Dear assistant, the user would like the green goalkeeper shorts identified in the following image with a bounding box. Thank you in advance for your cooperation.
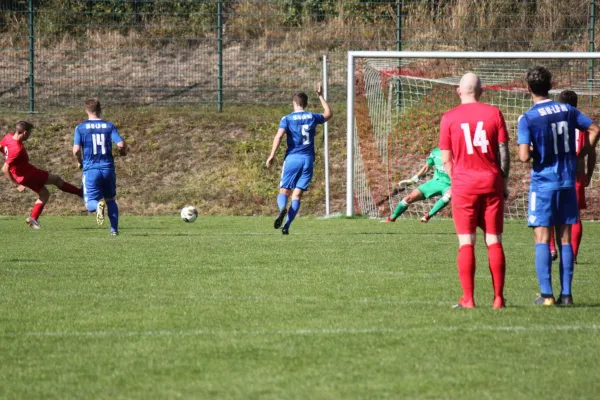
[417,179,451,199]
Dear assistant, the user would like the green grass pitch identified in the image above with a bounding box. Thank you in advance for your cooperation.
[1,216,600,399]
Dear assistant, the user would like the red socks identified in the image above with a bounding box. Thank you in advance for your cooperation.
[571,220,582,261]
[30,202,45,220]
[457,244,476,303]
[549,229,556,254]
[60,182,82,197]
[487,243,506,299]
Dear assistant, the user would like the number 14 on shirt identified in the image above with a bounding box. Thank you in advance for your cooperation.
[461,121,489,154]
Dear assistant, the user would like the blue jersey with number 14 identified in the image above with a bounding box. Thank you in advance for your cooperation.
[280,111,325,157]
[74,119,123,171]
[517,100,593,191]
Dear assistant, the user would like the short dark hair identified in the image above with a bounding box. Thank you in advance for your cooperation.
[525,66,552,96]
[15,121,34,133]
[293,92,308,108]
[557,90,578,108]
[85,98,102,115]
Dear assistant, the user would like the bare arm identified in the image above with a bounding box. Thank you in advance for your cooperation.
[518,144,531,163]
[441,149,453,177]
[316,83,332,121]
[116,140,127,156]
[415,163,430,179]
[2,162,23,191]
[266,128,285,168]
[586,146,597,187]
[587,122,600,148]
[499,142,510,178]
[73,144,83,169]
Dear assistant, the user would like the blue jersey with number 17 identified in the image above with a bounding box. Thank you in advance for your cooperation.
[74,119,123,171]
[280,111,325,157]
[517,99,593,191]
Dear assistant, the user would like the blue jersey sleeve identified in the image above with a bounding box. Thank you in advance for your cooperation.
[517,115,531,145]
[73,127,82,146]
[574,108,594,131]
[313,113,325,124]
[279,116,288,130]
[111,126,124,144]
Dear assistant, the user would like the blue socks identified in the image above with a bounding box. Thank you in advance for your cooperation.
[559,244,574,295]
[535,243,553,296]
[106,199,119,232]
[284,199,301,228]
[277,194,288,211]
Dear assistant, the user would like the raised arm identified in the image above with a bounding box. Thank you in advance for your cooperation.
[266,128,285,168]
[316,83,332,121]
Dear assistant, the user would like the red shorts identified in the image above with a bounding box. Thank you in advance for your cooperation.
[576,182,586,210]
[452,191,504,235]
[13,165,49,194]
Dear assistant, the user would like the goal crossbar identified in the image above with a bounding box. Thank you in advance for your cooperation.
[346,51,600,217]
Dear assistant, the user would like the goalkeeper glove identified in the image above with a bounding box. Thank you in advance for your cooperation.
[398,175,419,186]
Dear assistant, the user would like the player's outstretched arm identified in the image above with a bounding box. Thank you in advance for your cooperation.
[266,128,285,168]
[316,82,332,122]
[399,163,429,186]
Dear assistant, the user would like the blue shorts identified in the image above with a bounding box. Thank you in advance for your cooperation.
[527,187,578,227]
[280,155,314,191]
[83,168,117,208]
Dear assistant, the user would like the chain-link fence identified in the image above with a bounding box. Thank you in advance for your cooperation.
[0,0,597,112]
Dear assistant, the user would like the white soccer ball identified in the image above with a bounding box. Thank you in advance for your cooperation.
[180,205,198,223]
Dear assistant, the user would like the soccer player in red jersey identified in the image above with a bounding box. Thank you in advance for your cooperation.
[439,73,510,309]
[1,121,83,229]
[548,90,595,264]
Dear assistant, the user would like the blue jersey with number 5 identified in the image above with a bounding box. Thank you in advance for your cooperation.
[280,111,325,157]
[517,100,593,190]
[74,120,123,171]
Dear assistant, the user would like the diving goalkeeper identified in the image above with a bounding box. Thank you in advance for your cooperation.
[383,147,451,223]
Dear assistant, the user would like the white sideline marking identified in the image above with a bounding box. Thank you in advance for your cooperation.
[4,325,600,338]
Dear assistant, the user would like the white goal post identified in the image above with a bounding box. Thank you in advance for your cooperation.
[346,51,600,218]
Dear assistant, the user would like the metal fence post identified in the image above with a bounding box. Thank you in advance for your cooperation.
[590,0,596,108]
[28,0,35,114]
[217,0,223,112]
[323,55,330,217]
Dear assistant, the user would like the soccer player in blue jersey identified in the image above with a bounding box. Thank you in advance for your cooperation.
[266,83,332,234]
[73,99,127,236]
[518,67,600,306]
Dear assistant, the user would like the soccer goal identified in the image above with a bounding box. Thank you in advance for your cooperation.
[346,51,600,220]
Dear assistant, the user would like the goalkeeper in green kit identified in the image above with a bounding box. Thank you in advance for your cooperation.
[383,147,451,223]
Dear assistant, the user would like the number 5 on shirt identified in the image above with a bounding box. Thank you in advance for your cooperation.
[461,121,489,154]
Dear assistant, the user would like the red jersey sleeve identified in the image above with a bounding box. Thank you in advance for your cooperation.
[497,110,509,144]
[439,114,452,150]
[3,138,21,166]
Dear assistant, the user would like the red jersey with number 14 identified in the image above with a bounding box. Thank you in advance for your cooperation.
[439,102,509,195]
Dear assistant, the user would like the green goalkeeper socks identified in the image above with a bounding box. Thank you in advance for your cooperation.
[391,200,409,219]
[428,196,450,218]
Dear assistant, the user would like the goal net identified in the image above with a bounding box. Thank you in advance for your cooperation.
[347,52,600,220]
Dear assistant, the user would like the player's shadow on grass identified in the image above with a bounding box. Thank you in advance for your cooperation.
[7,259,41,263]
